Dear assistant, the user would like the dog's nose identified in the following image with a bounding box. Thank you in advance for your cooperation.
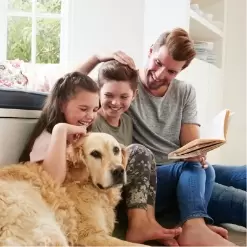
[112,167,124,178]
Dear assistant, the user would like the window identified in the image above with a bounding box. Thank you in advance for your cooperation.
[5,0,68,64]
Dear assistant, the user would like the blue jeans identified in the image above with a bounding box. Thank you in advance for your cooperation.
[208,165,246,227]
[156,163,246,227]
[213,165,246,191]
[156,161,215,224]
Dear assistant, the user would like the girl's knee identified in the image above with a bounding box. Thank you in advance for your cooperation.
[126,144,156,173]
[127,144,155,163]
[127,143,153,157]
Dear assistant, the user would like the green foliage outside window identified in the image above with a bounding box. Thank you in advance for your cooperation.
[7,0,61,63]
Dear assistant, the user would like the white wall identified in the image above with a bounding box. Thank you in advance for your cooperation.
[67,0,191,68]
[220,0,246,165]
[143,0,190,62]
[67,0,144,68]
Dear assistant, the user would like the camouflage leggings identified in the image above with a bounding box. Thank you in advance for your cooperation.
[122,143,157,210]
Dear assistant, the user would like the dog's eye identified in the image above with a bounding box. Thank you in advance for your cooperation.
[113,146,120,155]
[90,150,102,159]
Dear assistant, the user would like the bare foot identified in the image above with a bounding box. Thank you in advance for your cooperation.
[148,218,181,246]
[208,224,229,239]
[158,238,179,246]
[126,217,181,244]
[178,219,237,246]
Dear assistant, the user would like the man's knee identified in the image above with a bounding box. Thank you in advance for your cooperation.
[184,161,215,181]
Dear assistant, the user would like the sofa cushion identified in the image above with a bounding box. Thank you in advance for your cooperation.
[0,88,47,166]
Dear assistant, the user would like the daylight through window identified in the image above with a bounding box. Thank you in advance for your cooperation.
[7,0,64,64]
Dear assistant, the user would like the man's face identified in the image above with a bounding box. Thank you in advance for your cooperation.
[144,45,186,93]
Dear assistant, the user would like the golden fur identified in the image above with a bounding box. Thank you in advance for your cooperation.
[0,132,147,246]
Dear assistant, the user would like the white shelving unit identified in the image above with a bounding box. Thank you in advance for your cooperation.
[185,0,226,163]
[189,0,226,68]
[190,9,223,41]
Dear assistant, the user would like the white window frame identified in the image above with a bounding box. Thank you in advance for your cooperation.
[0,0,69,64]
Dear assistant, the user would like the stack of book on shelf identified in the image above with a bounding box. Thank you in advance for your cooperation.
[194,41,216,65]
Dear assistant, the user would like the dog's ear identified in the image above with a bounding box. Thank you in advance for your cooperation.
[120,144,129,169]
[66,140,89,184]
[66,135,87,167]
[74,133,89,148]
[66,145,84,168]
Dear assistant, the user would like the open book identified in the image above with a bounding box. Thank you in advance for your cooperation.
[168,109,234,160]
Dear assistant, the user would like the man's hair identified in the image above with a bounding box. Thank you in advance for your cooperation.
[98,60,138,91]
[152,27,196,69]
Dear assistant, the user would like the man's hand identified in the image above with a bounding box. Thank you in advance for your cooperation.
[185,154,208,168]
[77,51,136,75]
[96,50,136,70]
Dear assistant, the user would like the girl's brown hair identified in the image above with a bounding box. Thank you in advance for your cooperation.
[19,71,99,162]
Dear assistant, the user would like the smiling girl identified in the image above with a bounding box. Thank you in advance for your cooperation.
[19,72,100,184]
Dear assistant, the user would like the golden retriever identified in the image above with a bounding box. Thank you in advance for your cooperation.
[0,132,147,246]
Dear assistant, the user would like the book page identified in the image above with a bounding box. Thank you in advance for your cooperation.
[174,140,224,156]
[200,109,231,140]
[172,138,219,154]
[168,109,233,160]
[168,142,225,159]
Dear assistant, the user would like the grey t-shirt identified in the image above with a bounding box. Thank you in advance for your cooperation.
[127,78,199,164]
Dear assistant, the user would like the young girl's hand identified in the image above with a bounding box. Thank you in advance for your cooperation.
[66,124,87,136]
[53,123,87,142]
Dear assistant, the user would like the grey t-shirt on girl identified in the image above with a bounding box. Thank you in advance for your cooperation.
[127,78,199,164]
[91,113,133,146]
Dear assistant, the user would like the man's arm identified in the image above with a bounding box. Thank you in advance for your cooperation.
[180,84,200,146]
[179,85,208,167]
[180,123,207,167]
[180,123,200,146]
[76,55,101,75]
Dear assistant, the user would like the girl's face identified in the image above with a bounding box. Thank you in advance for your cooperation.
[62,90,99,127]
[100,81,136,119]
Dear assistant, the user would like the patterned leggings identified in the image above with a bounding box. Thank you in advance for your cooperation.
[122,143,157,210]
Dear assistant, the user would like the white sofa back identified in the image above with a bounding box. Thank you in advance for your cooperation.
[0,88,46,166]
[0,108,41,166]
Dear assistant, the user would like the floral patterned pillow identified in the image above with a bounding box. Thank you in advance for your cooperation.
[0,59,28,90]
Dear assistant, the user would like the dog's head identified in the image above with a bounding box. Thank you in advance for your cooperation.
[66,132,128,189]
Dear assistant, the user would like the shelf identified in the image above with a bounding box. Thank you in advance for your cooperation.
[191,0,223,7]
[189,9,223,41]
[177,58,221,82]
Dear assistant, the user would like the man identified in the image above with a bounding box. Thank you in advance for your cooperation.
[77,28,246,246]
